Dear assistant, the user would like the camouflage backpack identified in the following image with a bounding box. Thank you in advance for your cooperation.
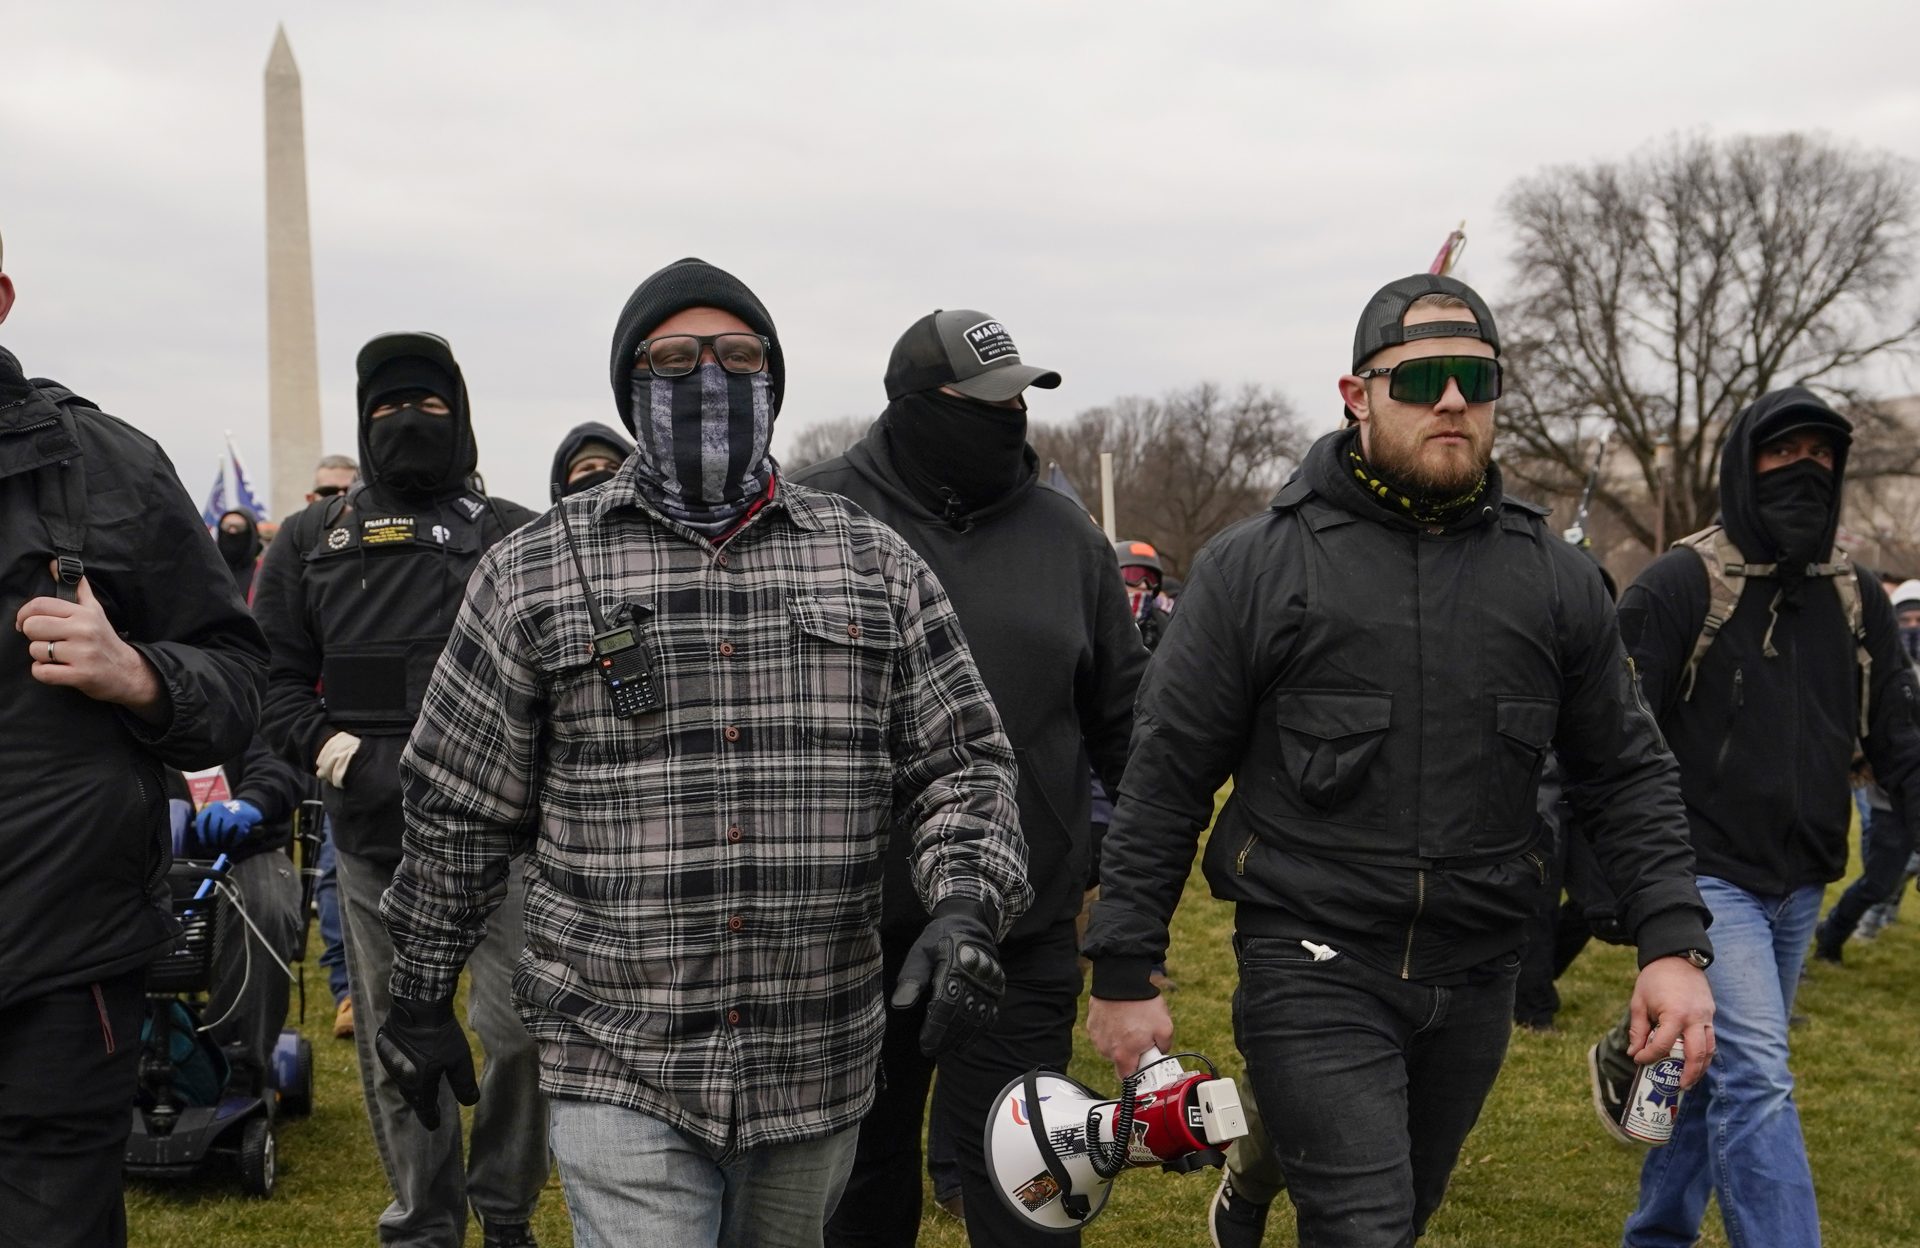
[1674,525,1871,738]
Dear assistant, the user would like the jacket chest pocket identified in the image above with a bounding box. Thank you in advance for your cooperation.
[787,594,901,747]
[1481,696,1558,844]
[1273,689,1392,829]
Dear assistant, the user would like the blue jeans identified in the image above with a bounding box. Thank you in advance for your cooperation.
[314,816,349,1004]
[549,1098,857,1248]
[1233,935,1517,1247]
[1624,876,1824,1248]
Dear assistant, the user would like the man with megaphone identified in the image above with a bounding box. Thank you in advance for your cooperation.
[1083,274,1717,1248]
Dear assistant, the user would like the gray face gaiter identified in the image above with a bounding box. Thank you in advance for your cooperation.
[627,363,775,537]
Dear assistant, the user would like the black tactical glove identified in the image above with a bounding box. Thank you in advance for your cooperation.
[891,899,1006,1058]
[374,996,479,1130]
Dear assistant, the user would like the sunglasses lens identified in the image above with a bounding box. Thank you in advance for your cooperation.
[1387,357,1501,405]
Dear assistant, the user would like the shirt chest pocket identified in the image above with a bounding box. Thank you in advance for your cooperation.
[787,593,902,747]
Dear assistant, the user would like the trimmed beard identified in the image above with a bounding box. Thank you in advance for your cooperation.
[1364,405,1493,497]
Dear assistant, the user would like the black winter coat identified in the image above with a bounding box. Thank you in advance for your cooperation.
[0,347,268,1009]
[792,421,1147,940]
[1618,389,1920,895]
[1085,430,1709,995]
[254,402,534,863]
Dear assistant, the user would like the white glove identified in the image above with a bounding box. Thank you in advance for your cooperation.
[316,731,362,788]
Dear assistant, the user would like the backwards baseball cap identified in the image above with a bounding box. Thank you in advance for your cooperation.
[1351,273,1501,373]
[885,309,1062,403]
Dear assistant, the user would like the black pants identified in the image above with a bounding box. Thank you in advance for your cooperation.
[826,918,1082,1248]
[1233,936,1516,1248]
[1825,803,1918,941]
[0,970,146,1248]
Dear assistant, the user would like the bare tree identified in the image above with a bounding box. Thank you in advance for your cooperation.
[779,415,872,471]
[1030,383,1307,575]
[1498,133,1920,551]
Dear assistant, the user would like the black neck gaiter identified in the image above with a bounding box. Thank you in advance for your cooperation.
[885,390,1028,519]
[1754,458,1835,570]
[369,407,460,497]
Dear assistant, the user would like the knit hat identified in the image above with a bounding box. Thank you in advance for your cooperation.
[608,257,784,433]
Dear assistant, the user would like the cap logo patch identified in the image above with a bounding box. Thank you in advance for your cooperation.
[963,320,1019,367]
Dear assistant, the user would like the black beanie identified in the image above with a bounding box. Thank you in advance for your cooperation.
[608,257,784,434]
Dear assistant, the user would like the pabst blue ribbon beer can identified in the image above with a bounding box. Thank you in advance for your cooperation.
[1621,1037,1686,1145]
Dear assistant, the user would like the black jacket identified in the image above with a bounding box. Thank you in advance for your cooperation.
[0,347,268,1009]
[1084,429,1710,995]
[792,420,1147,940]
[1618,389,1920,894]
[254,392,534,863]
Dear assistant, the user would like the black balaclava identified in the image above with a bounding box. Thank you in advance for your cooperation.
[1719,388,1852,575]
[354,334,479,502]
[550,421,635,500]
[216,511,261,586]
[606,260,784,539]
[884,389,1030,518]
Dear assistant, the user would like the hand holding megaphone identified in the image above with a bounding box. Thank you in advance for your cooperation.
[1086,993,1175,1081]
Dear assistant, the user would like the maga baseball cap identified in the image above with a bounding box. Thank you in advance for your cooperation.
[1351,273,1500,373]
[884,309,1062,402]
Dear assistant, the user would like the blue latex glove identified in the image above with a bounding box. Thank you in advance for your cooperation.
[196,799,264,850]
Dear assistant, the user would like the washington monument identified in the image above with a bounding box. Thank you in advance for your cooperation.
[264,25,321,520]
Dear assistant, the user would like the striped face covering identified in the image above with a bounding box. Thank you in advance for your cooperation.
[628,363,775,537]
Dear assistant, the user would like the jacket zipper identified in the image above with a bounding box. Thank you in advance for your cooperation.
[1235,833,1256,875]
[1732,668,1744,708]
[1400,870,1426,979]
[1524,850,1546,886]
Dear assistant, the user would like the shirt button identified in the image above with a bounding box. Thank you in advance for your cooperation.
[723,725,741,743]
[727,1009,741,1026]
[727,915,744,932]
[716,553,731,568]
[727,825,743,843]
[718,641,735,657]
[846,623,862,639]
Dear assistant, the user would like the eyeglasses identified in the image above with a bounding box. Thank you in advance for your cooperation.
[633,334,770,378]
[1356,355,1502,406]
[311,484,348,498]
[1120,566,1159,588]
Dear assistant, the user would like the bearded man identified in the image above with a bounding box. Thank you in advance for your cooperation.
[1082,274,1716,1248]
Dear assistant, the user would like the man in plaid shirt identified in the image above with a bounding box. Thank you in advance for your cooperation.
[375,259,1031,1248]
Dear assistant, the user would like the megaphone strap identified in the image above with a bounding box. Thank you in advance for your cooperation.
[1023,1068,1092,1222]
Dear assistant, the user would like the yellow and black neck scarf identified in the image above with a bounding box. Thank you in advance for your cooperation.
[1348,445,1487,527]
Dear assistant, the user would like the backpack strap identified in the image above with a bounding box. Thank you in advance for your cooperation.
[29,406,89,604]
[1674,525,1759,701]
[1811,552,1872,740]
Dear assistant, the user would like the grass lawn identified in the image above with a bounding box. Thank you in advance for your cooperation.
[129,829,1919,1247]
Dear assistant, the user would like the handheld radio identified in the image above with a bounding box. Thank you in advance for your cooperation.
[553,491,660,718]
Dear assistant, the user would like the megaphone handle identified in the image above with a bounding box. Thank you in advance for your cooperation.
[1132,1046,1177,1091]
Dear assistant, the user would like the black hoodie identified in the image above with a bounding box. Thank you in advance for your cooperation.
[549,420,634,500]
[792,420,1148,940]
[253,344,535,861]
[1618,389,1920,894]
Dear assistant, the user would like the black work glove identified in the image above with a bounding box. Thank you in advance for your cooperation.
[374,996,479,1130]
[891,899,1006,1058]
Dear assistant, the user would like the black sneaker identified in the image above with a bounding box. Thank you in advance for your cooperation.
[1587,1037,1640,1146]
[1209,1173,1270,1248]
[481,1222,537,1248]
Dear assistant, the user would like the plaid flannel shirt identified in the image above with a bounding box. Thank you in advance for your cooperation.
[384,469,1029,1154]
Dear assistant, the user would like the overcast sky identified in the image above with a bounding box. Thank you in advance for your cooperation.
[5,1,1919,514]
